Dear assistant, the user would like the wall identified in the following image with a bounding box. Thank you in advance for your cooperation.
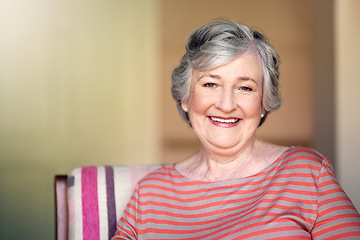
[335,0,360,211]
[0,0,161,239]
[314,0,336,165]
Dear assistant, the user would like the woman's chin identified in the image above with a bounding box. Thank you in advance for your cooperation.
[204,138,241,152]
[200,132,255,155]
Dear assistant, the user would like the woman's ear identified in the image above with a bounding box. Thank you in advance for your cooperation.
[260,105,266,117]
[181,101,188,112]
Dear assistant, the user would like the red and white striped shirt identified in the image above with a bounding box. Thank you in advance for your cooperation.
[113,147,360,239]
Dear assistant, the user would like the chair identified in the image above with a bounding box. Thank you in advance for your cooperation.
[54,165,161,240]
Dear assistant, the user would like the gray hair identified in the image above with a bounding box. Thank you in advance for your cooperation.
[171,19,281,126]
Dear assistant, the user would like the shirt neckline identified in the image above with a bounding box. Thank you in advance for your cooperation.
[170,146,294,183]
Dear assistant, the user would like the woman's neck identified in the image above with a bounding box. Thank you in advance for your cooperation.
[175,139,288,182]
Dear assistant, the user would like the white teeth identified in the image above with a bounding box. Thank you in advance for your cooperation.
[210,117,239,123]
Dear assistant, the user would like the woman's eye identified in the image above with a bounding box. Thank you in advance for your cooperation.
[239,86,253,92]
[203,83,217,88]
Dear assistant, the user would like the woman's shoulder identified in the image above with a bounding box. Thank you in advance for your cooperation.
[283,146,325,159]
[279,146,329,170]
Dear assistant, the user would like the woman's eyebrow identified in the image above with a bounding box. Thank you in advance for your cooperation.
[198,73,257,84]
[237,76,257,84]
[198,73,221,80]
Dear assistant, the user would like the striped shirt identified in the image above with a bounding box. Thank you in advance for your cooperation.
[113,147,360,239]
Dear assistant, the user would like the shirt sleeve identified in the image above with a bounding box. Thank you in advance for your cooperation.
[311,157,360,239]
[112,185,140,240]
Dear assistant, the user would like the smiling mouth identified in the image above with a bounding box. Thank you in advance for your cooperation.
[210,117,240,124]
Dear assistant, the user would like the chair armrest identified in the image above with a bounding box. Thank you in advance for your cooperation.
[55,175,68,240]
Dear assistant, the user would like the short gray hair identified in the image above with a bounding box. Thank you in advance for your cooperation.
[171,19,281,126]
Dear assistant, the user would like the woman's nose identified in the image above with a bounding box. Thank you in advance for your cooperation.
[215,88,237,113]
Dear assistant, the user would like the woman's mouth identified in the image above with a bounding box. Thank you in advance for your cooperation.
[209,116,241,127]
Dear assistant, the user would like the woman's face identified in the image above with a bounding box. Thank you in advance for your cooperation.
[182,52,265,156]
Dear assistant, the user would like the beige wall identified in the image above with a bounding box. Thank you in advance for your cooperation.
[0,0,161,238]
[335,0,360,211]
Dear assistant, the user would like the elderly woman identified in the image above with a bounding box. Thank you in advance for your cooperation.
[113,19,360,239]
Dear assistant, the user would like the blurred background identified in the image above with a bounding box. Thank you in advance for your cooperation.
[0,0,359,239]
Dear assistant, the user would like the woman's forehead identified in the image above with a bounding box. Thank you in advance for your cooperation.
[193,53,263,82]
